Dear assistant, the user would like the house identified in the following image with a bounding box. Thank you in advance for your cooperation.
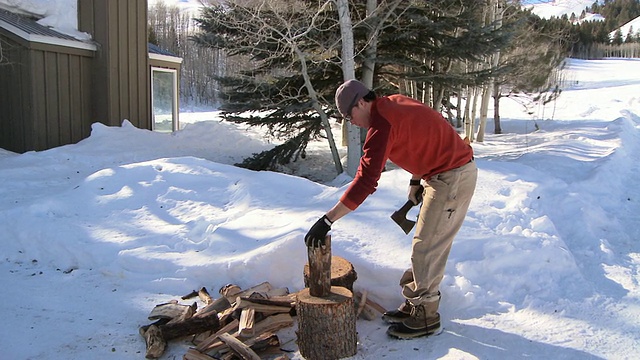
[0,0,182,153]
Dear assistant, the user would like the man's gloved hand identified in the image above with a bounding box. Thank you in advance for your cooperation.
[304,215,332,247]
[408,185,424,205]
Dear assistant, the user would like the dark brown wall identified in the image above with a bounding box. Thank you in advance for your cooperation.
[78,0,149,130]
[0,32,94,152]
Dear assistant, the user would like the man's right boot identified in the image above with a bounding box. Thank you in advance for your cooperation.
[386,298,442,339]
[382,300,413,324]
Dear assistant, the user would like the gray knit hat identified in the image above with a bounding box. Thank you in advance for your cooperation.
[335,79,370,118]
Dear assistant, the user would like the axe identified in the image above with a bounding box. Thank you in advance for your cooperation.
[390,185,424,234]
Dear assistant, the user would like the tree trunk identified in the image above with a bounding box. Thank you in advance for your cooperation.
[336,0,360,177]
[293,46,343,174]
[476,83,490,142]
[493,83,502,134]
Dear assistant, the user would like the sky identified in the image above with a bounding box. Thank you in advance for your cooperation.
[1,1,640,360]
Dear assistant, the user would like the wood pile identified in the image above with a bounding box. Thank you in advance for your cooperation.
[139,280,385,359]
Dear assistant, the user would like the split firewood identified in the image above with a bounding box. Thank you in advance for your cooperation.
[354,290,386,314]
[265,287,290,298]
[183,348,217,360]
[251,313,294,336]
[139,307,221,358]
[238,308,255,337]
[237,295,295,309]
[168,302,198,324]
[140,325,166,359]
[148,301,194,321]
[219,283,242,301]
[196,319,240,352]
[233,297,293,314]
[243,332,280,353]
[195,296,232,319]
[182,290,199,300]
[198,287,213,305]
[160,308,219,340]
[218,333,261,360]
[221,282,274,301]
[354,291,377,320]
[356,290,368,317]
[197,313,293,354]
[204,331,282,359]
[191,330,214,346]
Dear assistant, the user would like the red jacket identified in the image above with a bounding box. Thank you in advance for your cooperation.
[340,94,473,210]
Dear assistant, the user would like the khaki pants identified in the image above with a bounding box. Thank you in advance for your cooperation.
[400,160,477,308]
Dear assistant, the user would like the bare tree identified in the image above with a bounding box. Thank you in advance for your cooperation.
[336,0,358,176]
[192,0,344,174]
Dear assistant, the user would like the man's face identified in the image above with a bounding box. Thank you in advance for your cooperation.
[346,99,370,128]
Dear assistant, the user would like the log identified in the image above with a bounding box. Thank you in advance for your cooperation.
[195,296,231,318]
[306,235,332,297]
[158,309,220,340]
[184,348,217,360]
[140,325,166,359]
[238,308,256,337]
[304,255,358,292]
[296,286,357,360]
[198,314,292,355]
[148,302,194,321]
[139,306,221,359]
[233,297,292,314]
[198,287,213,305]
[354,290,386,314]
[196,319,240,352]
[218,333,261,360]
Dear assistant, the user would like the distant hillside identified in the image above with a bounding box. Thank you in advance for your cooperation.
[527,0,600,19]
[610,15,640,40]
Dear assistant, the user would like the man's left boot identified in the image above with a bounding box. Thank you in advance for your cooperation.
[386,298,442,339]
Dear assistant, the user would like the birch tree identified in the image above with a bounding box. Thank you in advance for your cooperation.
[335,0,359,176]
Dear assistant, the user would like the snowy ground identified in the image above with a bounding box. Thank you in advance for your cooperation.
[1,58,639,360]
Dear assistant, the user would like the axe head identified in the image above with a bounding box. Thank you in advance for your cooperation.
[391,208,416,234]
[391,185,423,234]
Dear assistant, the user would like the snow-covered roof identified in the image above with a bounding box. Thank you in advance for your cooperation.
[0,8,95,51]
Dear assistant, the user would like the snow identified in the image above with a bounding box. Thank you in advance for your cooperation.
[527,0,598,19]
[2,1,640,359]
[0,0,90,40]
[2,56,640,359]
[610,16,640,40]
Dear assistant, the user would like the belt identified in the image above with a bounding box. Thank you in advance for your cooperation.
[467,156,474,164]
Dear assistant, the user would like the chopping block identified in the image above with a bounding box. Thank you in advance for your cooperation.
[296,235,357,360]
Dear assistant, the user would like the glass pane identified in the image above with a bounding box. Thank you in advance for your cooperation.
[152,70,175,132]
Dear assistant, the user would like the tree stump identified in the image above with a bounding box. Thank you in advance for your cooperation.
[303,255,358,292]
[296,286,357,360]
[297,235,357,359]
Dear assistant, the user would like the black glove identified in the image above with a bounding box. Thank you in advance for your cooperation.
[304,215,332,247]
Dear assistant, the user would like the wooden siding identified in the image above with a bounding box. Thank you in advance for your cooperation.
[78,0,149,130]
[0,37,30,152]
[0,32,94,152]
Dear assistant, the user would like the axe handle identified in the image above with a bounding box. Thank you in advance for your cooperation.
[395,185,424,217]
[396,199,416,217]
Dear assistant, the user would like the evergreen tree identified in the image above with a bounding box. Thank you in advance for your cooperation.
[191,1,344,172]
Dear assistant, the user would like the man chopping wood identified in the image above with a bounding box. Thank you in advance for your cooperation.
[304,79,477,339]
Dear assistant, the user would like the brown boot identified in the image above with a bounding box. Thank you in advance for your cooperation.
[386,299,442,339]
[382,300,413,324]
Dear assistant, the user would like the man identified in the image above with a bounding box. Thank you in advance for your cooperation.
[304,79,477,339]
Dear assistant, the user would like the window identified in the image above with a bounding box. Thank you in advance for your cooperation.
[151,67,179,132]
